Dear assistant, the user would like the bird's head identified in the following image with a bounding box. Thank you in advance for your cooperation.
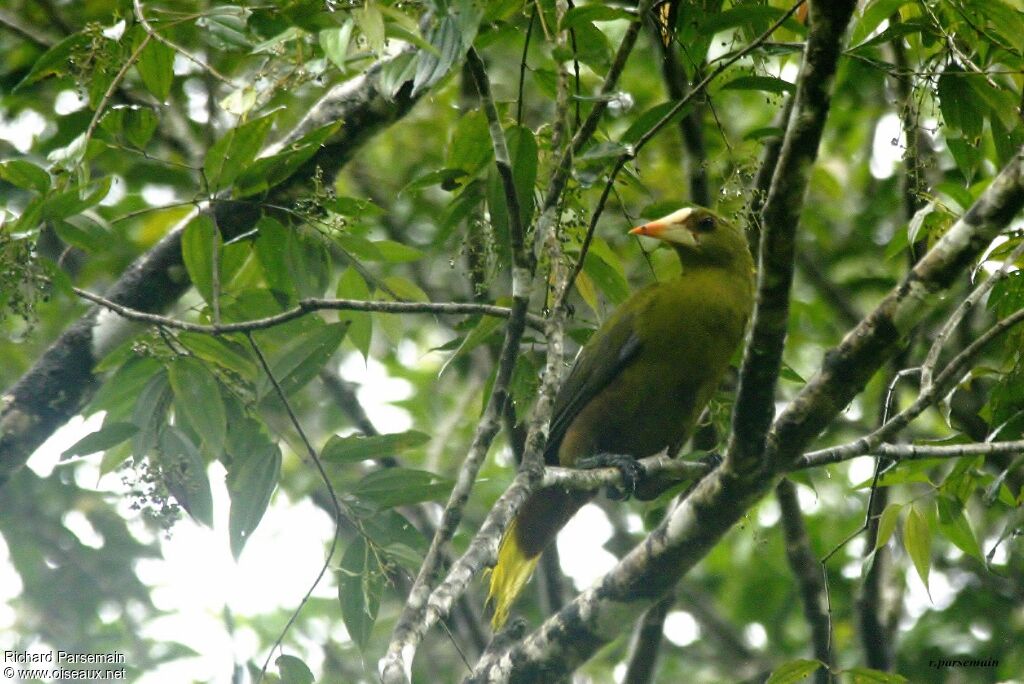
[629,206,751,271]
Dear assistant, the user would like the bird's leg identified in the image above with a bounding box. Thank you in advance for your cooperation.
[575,453,645,500]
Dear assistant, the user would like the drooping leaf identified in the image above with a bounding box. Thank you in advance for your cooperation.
[135,32,175,101]
[257,321,349,399]
[902,505,932,597]
[227,438,281,559]
[61,422,138,460]
[276,655,314,684]
[935,496,983,562]
[765,659,823,684]
[168,357,227,456]
[321,430,430,464]
[351,468,453,509]
[336,268,373,359]
[0,160,51,192]
[204,112,277,191]
[181,214,221,305]
[158,426,214,527]
[337,536,384,651]
[874,502,903,552]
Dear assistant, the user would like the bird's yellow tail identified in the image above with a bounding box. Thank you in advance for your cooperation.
[486,516,540,630]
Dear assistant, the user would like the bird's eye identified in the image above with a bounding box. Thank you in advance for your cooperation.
[696,216,716,233]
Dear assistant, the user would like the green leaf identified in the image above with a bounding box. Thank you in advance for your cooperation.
[439,314,503,376]
[132,371,172,457]
[178,332,257,379]
[135,34,175,101]
[204,112,276,191]
[583,248,629,306]
[721,75,795,94]
[412,2,481,95]
[285,229,331,298]
[382,275,428,302]
[41,178,112,221]
[874,502,903,552]
[276,655,314,684]
[158,426,214,527]
[337,536,384,651]
[336,268,372,359]
[257,321,349,399]
[254,217,298,302]
[844,667,909,683]
[357,1,385,55]
[123,106,160,149]
[234,123,339,197]
[321,430,430,463]
[448,110,493,175]
[362,510,427,555]
[902,505,931,597]
[181,215,221,305]
[88,356,163,419]
[938,69,984,141]
[976,0,1024,53]
[0,160,51,192]
[379,50,418,99]
[621,100,693,147]
[935,496,983,562]
[321,21,355,71]
[851,0,913,46]
[351,468,453,509]
[946,135,981,182]
[561,5,633,29]
[765,658,822,684]
[16,32,91,90]
[564,20,610,74]
[168,357,227,455]
[61,422,138,460]
[228,438,281,559]
[506,125,538,230]
[325,196,385,217]
[373,239,425,263]
[779,361,806,385]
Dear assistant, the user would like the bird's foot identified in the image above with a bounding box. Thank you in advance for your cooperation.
[576,453,644,500]
[699,452,723,470]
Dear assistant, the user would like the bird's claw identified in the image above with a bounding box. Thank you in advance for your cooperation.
[577,453,645,500]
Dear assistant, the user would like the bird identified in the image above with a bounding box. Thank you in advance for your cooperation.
[486,206,756,629]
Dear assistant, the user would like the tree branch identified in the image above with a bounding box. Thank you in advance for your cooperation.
[770,144,1024,468]
[727,0,858,475]
[623,594,672,684]
[380,46,537,684]
[776,479,833,683]
[72,287,545,334]
[793,305,1024,469]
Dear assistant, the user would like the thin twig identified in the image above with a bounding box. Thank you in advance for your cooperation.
[920,239,1024,393]
[796,306,1024,469]
[133,0,238,87]
[777,479,833,683]
[83,34,151,148]
[73,287,545,332]
[248,333,348,682]
[516,8,536,126]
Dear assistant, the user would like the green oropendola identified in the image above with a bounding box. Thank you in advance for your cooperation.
[486,206,755,629]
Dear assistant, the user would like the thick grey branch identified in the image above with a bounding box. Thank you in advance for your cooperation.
[771,146,1024,466]
[727,0,858,475]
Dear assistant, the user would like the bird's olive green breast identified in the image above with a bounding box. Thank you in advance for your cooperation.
[556,266,752,466]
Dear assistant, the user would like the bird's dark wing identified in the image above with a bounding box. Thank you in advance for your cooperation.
[545,300,645,464]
